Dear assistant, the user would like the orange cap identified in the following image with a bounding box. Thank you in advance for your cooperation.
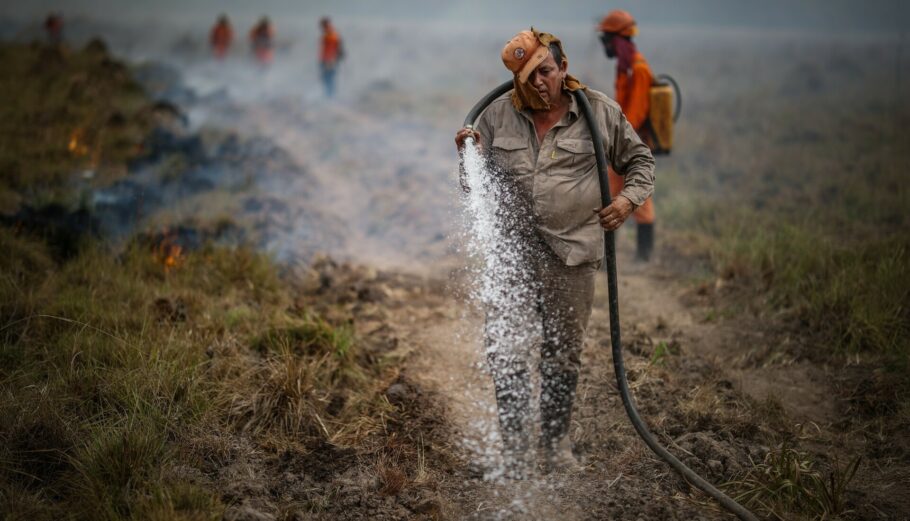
[599,10,638,37]
[501,30,550,84]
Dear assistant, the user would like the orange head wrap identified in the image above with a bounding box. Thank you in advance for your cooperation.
[501,28,585,111]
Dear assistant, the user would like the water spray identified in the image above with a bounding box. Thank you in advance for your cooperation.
[462,80,759,521]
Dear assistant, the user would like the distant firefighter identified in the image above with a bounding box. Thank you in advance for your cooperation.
[210,14,233,59]
[249,17,274,66]
[44,13,63,45]
[319,17,344,97]
[599,10,656,261]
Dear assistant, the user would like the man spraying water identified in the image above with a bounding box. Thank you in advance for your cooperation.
[455,29,655,479]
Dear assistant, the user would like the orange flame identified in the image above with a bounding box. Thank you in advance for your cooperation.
[153,230,184,273]
[163,243,182,271]
[68,128,90,157]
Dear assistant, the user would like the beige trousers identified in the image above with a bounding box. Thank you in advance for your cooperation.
[486,237,599,457]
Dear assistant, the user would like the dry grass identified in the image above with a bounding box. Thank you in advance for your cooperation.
[729,446,861,521]
[0,40,439,519]
[654,45,909,519]
[705,215,910,358]
[671,367,790,441]
[220,325,394,447]
[376,452,409,496]
[0,42,152,212]
[659,41,910,364]
[0,226,403,519]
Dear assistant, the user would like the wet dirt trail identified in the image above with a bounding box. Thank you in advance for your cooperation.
[203,93,852,519]
[379,241,844,520]
[207,95,852,520]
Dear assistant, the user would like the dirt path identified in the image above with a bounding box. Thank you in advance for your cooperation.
[615,259,839,428]
[319,240,910,521]
[374,240,847,520]
[204,93,871,520]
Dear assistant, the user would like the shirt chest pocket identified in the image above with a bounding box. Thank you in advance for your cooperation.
[551,138,595,175]
[491,136,531,174]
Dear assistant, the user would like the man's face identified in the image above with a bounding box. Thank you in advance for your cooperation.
[600,33,616,59]
[528,52,567,106]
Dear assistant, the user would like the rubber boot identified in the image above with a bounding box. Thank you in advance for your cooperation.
[636,222,654,262]
[539,367,580,473]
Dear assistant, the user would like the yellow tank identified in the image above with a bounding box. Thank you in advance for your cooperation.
[649,82,674,154]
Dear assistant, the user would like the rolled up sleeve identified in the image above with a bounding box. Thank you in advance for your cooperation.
[606,107,655,207]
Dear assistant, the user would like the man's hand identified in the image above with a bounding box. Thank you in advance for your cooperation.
[455,127,481,152]
[456,127,482,193]
[594,195,635,231]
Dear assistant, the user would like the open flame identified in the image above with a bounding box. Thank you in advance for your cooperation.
[162,243,182,271]
[68,128,90,157]
[153,230,184,272]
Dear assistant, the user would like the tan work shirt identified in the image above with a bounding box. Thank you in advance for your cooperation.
[475,88,655,266]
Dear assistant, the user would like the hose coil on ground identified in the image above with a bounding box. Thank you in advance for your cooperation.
[462,80,758,521]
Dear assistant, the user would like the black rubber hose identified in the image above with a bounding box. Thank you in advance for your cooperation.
[463,79,514,128]
[463,83,758,521]
[573,89,757,521]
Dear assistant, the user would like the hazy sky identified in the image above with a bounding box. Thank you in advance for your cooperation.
[1,0,908,34]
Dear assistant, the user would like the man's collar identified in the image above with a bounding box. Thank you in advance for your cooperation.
[566,91,580,119]
[519,90,579,120]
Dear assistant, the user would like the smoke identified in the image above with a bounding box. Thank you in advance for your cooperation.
[2,4,906,268]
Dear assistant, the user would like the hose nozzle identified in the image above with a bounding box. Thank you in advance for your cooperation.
[462,124,476,147]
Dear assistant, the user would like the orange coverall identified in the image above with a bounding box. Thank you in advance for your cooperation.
[609,51,655,224]
[320,27,341,64]
[250,23,274,65]
[210,22,232,59]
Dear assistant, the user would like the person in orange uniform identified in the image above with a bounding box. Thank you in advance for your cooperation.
[209,14,233,60]
[599,10,656,261]
[249,16,275,66]
[319,17,344,98]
